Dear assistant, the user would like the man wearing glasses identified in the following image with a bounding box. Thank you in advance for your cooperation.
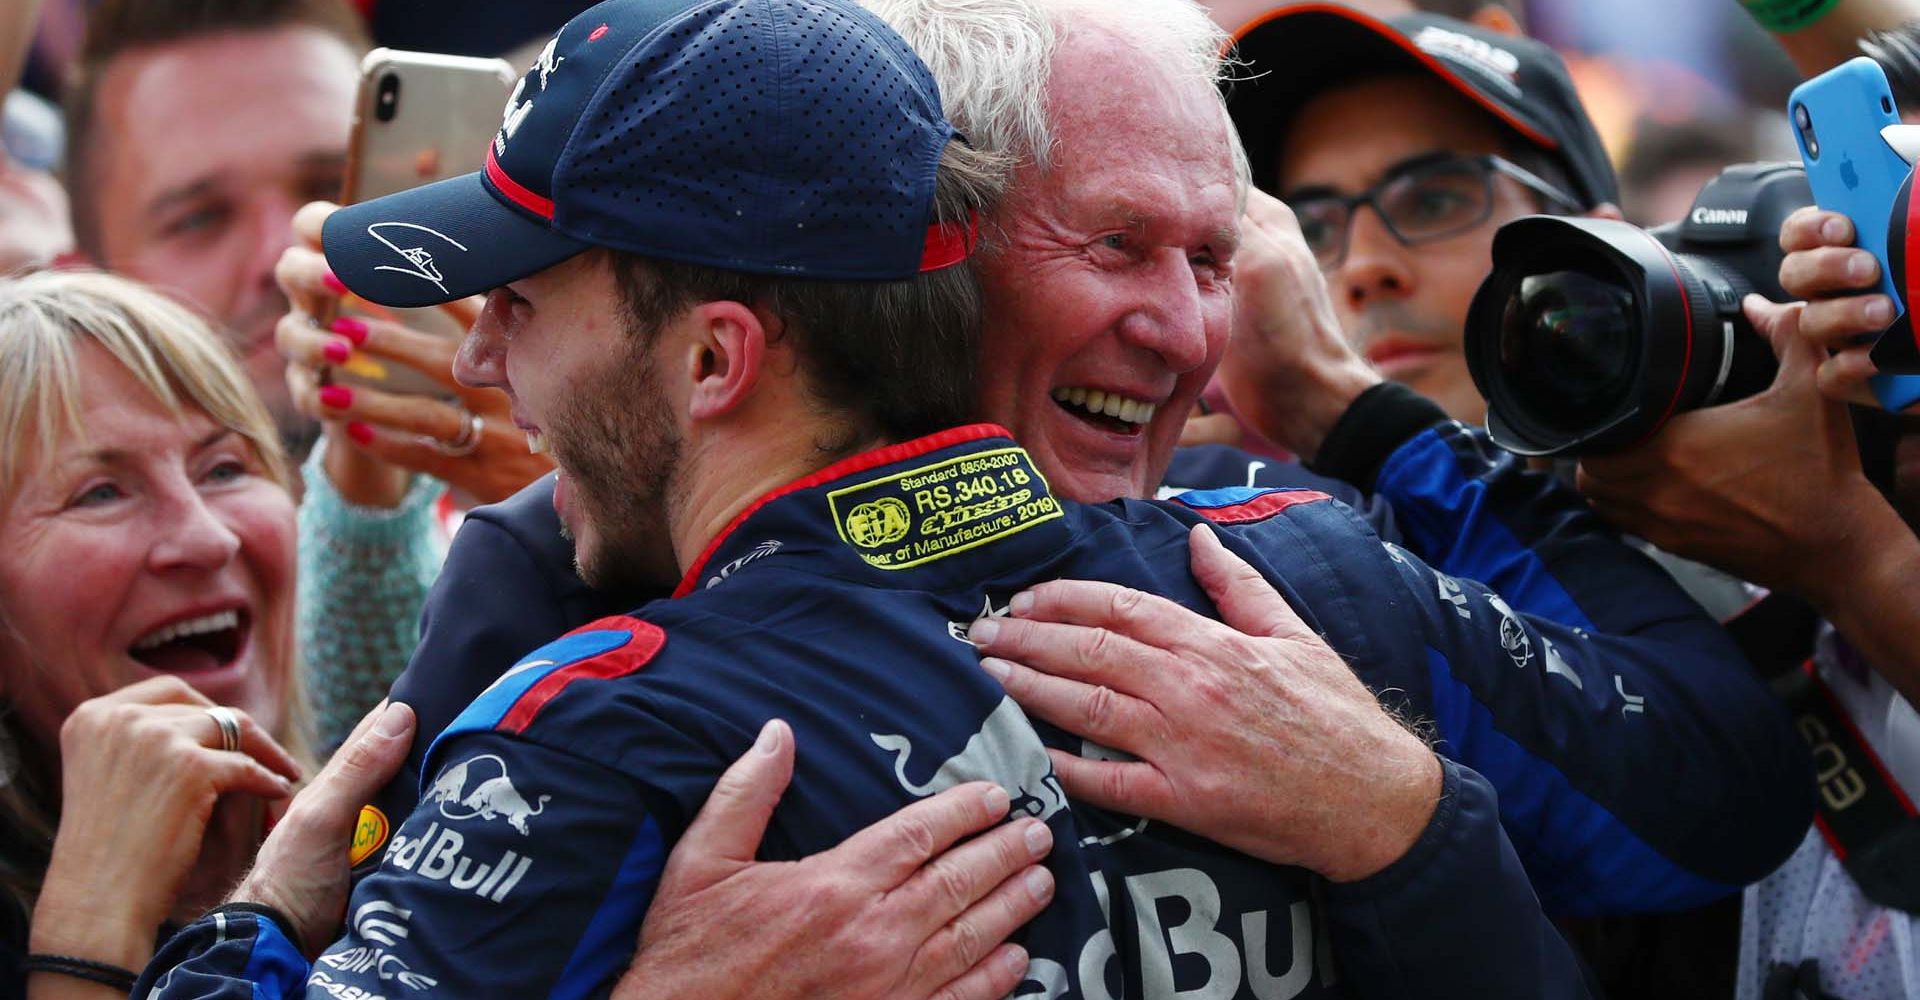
[1226,7,1622,424]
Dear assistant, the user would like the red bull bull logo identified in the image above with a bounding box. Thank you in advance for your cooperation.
[870,696,1067,822]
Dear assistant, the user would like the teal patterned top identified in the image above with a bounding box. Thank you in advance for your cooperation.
[295,440,448,747]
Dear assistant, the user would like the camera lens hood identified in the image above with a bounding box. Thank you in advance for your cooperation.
[1467,215,1723,456]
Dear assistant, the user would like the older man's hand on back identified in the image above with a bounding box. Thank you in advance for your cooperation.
[614,720,1054,1000]
[967,523,1442,883]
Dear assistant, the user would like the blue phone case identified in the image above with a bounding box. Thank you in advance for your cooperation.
[1788,57,1920,410]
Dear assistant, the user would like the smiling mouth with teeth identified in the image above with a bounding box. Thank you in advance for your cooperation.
[526,429,549,454]
[130,609,248,674]
[1051,387,1158,434]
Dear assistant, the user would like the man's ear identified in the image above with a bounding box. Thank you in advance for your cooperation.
[1469,5,1523,36]
[684,300,767,421]
[1583,202,1627,223]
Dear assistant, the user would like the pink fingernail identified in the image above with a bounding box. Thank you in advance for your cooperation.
[347,422,374,446]
[329,316,368,344]
[319,385,354,409]
[322,270,348,295]
[322,339,351,364]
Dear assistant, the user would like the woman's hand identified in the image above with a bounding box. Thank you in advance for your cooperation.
[29,677,300,971]
[275,202,554,506]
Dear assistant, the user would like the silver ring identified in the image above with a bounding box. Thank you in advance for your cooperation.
[205,706,242,754]
[434,409,484,458]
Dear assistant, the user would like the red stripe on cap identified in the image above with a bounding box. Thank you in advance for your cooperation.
[486,147,555,220]
[920,211,979,272]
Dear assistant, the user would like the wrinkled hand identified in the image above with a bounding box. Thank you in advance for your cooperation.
[968,523,1440,883]
[230,702,415,956]
[1578,293,1891,605]
[617,720,1052,1000]
[276,201,553,506]
[1775,206,1901,407]
[32,678,301,969]
[1215,190,1380,463]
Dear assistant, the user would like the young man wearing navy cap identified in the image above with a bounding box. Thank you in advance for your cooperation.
[1223,5,1624,427]
[129,0,1634,995]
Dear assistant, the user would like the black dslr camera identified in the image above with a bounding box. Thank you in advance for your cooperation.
[1464,162,1810,457]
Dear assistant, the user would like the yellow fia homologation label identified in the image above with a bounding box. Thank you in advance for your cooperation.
[350,805,391,866]
[828,447,1062,570]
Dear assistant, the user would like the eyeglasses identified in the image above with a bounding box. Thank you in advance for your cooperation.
[1287,154,1583,270]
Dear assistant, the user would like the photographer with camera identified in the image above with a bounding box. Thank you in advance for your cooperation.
[1574,203,1920,1000]
[1224,6,1623,428]
[1461,46,1920,993]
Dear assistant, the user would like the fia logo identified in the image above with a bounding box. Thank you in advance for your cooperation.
[1841,155,1861,191]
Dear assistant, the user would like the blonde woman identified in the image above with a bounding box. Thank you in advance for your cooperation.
[0,269,309,997]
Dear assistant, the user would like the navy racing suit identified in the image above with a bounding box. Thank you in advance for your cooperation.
[358,384,1810,918]
[146,425,1785,998]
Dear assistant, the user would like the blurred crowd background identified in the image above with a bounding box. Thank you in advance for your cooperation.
[0,0,1839,249]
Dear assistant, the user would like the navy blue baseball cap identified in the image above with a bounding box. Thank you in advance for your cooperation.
[323,0,964,308]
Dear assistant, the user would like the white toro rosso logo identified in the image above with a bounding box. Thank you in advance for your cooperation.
[426,753,550,835]
[367,222,468,294]
[872,697,1067,821]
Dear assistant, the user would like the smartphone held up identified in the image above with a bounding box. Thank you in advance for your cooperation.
[325,49,516,398]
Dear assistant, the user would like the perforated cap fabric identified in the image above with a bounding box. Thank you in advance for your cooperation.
[322,0,956,308]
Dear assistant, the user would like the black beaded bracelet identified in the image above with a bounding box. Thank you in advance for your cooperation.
[22,953,139,992]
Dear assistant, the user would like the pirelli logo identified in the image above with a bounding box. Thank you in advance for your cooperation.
[829,448,1062,570]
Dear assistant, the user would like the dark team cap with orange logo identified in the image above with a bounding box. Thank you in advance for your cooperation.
[322,0,969,309]
[1226,5,1618,210]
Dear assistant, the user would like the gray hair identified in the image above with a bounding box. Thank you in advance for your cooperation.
[863,0,1251,203]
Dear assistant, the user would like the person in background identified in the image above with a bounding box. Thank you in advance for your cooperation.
[61,0,363,454]
[0,269,310,999]
[2,0,69,272]
[59,0,564,743]
[1619,112,1788,226]
[1223,5,1622,427]
[1579,17,1920,982]
[1757,0,1920,76]
[1202,0,1522,35]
